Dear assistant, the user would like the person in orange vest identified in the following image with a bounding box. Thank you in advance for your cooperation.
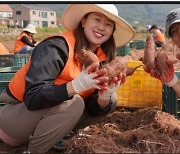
[0,42,9,54]
[0,4,135,153]
[148,24,165,47]
[146,8,180,96]
[13,24,38,54]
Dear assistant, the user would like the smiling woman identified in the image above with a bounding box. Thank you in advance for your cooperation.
[0,4,135,153]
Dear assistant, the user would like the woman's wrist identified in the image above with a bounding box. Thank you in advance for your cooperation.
[98,97,110,109]
[67,82,76,97]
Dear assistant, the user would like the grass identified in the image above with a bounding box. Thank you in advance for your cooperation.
[35,26,66,41]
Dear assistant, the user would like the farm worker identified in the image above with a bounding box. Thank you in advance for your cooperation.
[146,24,151,32]
[147,8,180,97]
[0,4,135,153]
[148,24,165,47]
[13,24,38,54]
[0,42,10,54]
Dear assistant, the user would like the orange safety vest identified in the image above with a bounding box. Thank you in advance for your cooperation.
[9,31,107,102]
[0,42,9,54]
[13,32,33,54]
[154,29,165,43]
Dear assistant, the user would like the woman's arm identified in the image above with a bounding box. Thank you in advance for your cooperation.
[21,36,35,47]
[31,37,37,44]
[24,36,70,110]
[84,90,113,117]
[24,36,108,111]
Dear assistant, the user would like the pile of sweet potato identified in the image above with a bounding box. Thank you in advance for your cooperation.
[77,48,140,84]
[78,35,178,84]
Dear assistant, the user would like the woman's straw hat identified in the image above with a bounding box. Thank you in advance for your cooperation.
[23,24,37,34]
[61,4,135,47]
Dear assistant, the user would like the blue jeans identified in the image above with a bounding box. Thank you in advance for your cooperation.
[17,46,34,54]
[155,40,164,47]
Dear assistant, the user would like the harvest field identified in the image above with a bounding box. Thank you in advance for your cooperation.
[0,107,180,153]
[0,27,180,153]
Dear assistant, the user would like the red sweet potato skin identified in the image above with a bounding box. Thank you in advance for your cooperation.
[155,50,168,79]
[125,65,142,76]
[101,56,137,82]
[176,53,180,60]
[143,35,156,73]
[78,48,99,68]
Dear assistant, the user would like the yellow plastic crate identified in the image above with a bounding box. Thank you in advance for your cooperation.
[117,61,162,109]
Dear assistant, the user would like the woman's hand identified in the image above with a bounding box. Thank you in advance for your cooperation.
[149,59,178,87]
[98,73,126,101]
[71,62,109,94]
[35,42,39,46]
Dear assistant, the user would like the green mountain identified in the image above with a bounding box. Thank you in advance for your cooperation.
[116,4,180,27]
[10,3,180,28]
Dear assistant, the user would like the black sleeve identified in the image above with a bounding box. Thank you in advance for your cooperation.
[21,36,35,47]
[84,90,112,117]
[32,37,37,44]
[24,36,70,111]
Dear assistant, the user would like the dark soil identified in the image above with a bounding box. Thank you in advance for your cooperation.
[66,107,180,153]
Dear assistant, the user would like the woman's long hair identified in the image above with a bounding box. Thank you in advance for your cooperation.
[74,13,116,63]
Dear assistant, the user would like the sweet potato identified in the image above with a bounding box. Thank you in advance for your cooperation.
[77,48,99,68]
[155,50,169,80]
[101,56,129,82]
[143,35,156,73]
[125,65,143,76]
[78,48,139,84]
[101,56,141,83]
[176,53,180,60]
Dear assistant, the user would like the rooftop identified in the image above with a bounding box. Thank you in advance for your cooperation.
[0,4,13,12]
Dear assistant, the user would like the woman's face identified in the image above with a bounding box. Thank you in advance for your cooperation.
[169,22,180,48]
[27,32,33,37]
[81,12,115,50]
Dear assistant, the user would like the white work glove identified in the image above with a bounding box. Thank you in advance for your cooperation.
[98,74,126,101]
[72,62,108,93]
[98,82,120,101]
[166,74,178,87]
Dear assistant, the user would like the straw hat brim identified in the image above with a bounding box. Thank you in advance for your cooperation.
[61,4,135,47]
